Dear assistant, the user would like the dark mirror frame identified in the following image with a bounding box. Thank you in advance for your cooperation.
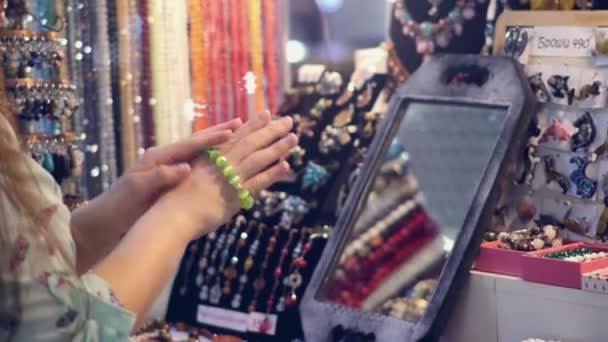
[300,55,537,342]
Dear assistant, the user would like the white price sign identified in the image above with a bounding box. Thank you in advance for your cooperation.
[530,27,595,57]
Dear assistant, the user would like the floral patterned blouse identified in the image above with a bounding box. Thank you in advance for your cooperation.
[0,158,135,341]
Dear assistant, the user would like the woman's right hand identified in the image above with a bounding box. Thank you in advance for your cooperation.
[156,111,297,241]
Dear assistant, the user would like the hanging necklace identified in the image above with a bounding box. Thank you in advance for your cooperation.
[265,228,298,313]
[248,225,280,312]
[394,0,484,56]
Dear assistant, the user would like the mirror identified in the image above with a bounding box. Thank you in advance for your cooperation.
[300,55,536,342]
[317,101,508,322]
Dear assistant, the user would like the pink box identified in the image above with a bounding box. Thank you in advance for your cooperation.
[474,241,525,277]
[521,242,608,289]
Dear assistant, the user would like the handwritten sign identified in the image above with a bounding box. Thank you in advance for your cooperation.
[530,27,595,58]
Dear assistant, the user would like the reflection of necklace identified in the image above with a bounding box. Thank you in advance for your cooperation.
[394,0,483,55]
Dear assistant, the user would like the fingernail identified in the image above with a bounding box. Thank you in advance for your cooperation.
[280,116,293,126]
[257,110,271,121]
[286,133,298,145]
[175,163,191,176]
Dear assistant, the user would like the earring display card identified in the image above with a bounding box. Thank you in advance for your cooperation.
[487,20,608,248]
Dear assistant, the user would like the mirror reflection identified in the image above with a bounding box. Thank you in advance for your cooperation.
[318,101,507,322]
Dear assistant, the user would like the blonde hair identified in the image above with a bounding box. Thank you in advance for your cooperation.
[0,75,80,338]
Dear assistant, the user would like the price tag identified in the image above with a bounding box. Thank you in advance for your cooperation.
[197,305,249,332]
[530,27,595,58]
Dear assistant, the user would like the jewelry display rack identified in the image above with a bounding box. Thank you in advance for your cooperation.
[0,0,87,209]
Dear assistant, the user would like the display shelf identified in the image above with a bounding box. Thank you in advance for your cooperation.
[443,271,608,342]
[0,28,60,39]
[4,78,73,88]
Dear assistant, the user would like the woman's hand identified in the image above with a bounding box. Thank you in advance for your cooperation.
[93,112,297,321]
[155,111,297,240]
[71,119,241,273]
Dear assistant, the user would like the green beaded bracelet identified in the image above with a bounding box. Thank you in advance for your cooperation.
[205,148,255,210]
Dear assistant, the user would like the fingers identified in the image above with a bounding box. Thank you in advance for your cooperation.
[198,118,242,135]
[128,163,192,196]
[238,133,298,180]
[227,116,294,163]
[243,161,291,194]
[139,130,232,168]
[230,110,271,144]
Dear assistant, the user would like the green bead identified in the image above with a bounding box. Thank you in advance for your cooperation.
[207,149,220,162]
[420,22,433,38]
[238,188,250,200]
[448,8,461,23]
[216,156,228,168]
[228,175,241,187]
[241,195,255,210]
[222,165,235,178]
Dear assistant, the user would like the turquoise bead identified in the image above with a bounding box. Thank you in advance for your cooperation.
[42,153,54,173]
[420,22,433,38]
[448,8,461,23]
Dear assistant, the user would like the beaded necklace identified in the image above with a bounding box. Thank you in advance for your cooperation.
[265,228,298,313]
[263,0,279,114]
[248,225,279,312]
[393,0,485,56]
[231,222,265,309]
[128,0,145,157]
[248,0,265,113]
[116,0,136,168]
[93,0,118,190]
[189,0,210,131]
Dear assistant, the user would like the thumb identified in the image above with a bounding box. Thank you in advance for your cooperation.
[137,163,192,193]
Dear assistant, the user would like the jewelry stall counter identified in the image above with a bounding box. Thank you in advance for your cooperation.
[443,271,608,342]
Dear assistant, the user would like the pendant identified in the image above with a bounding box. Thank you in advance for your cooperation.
[596,30,608,56]
[276,296,286,312]
[570,156,597,199]
[596,207,608,241]
[571,112,596,152]
[317,71,343,96]
[209,282,222,304]
[576,81,601,101]
[310,98,332,119]
[302,161,330,192]
[356,84,374,109]
[539,119,570,143]
[547,74,575,105]
[504,26,528,58]
[279,196,311,229]
[293,114,317,138]
[336,86,354,106]
[563,209,589,235]
[333,105,354,128]
[543,156,570,194]
[516,145,541,185]
[199,285,209,301]
[231,294,242,309]
[602,174,608,206]
[195,273,204,287]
